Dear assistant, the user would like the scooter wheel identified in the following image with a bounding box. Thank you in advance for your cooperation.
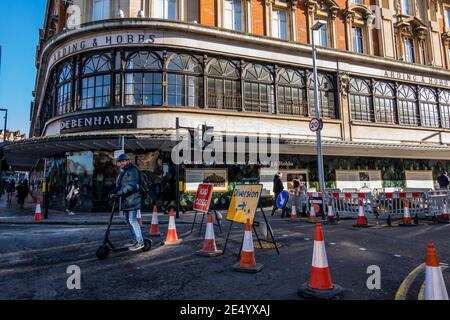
[96,245,110,260]
[142,239,152,252]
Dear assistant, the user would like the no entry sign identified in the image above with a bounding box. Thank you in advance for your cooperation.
[193,184,214,213]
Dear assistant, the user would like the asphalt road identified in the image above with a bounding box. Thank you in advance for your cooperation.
[0,216,449,300]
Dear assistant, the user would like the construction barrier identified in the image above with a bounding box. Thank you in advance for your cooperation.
[328,192,374,219]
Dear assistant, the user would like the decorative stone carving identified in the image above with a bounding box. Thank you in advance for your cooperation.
[338,72,350,97]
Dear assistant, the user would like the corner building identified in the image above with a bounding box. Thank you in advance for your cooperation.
[4,0,450,211]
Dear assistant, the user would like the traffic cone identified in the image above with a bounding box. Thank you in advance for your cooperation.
[353,200,368,227]
[137,209,143,226]
[290,201,299,222]
[232,219,264,273]
[308,205,318,223]
[164,209,183,245]
[326,202,336,225]
[399,200,416,227]
[195,213,222,257]
[149,206,163,237]
[298,223,343,299]
[34,199,42,221]
[437,199,450,224]
[424,242,449,300]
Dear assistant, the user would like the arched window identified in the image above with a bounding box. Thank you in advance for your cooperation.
[124,51,163,106]
[206,58,241,111]
[419,87,439,128]
[81,53,112,109]
[439,90,450,128]
[373,81,395,123]
[397,84,418,126]
[167,53,203,107]
[349,78,372,121]
[56,63,73,115]
[277,68,307,116]
[308,73,336,119]
[243,64,274,113]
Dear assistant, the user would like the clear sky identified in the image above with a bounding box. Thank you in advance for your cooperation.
[0,0,46,137]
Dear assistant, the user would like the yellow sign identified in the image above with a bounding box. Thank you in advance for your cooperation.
[226,184,263,224]
[42,182,47,193]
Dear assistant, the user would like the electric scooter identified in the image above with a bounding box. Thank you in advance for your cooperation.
[96,200,152,260]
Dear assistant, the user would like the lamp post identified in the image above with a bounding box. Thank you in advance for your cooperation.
[311,20,327,211]
[0,108,7,142]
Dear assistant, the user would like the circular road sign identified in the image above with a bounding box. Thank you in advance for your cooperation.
[309,118,322,132]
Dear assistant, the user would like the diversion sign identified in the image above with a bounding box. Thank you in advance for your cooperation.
[226,184,263,224]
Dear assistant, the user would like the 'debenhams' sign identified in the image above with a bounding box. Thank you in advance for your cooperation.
[60,111,137,133]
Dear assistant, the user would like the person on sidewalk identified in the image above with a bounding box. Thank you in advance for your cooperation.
[271,173,284,216]
[109,154,144,252]
[6,179,15,203]
[17,179,29,209]
[437,170,449,189]
[65,175,80,216]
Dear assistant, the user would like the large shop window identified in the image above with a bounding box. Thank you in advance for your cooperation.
[308,73,336,119]
[167,53,203,107]
[124,51,163,106]
[439,90,450,128]
[397,84,419,126]
[243,64,275,113]
[419,88,439,128]
[349,78,372,122]
[373,81,395,123]
[92,0,110,21]
[224,0,242,31]
[206,58,241,111]
[154,0,177,20]
[56,63,73,115]
[277,68,307,116]
[81,53,112,109]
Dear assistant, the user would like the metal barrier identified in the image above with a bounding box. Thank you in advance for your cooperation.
[329,192,374,218]
[426,191,449,218]
[373,192,427,220]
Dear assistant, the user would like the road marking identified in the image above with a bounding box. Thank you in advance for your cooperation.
[359,248,367,251]
[394,254,402,258]
[395,263,425,300]
[329,242,336,245]
[304,238,310,241]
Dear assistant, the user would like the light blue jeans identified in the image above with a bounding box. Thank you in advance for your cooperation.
[124,210,144,245]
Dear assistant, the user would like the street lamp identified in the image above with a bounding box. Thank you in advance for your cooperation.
[311,20,327,210]
[0,108,7,142]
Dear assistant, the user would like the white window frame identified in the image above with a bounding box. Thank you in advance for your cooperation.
[92,0,110,21]
[224,0,243,31]
[154,0,177,20]
[402,0,412,16]
[404,37,415,63]
[272,8,288,40]
[352,26,364,54]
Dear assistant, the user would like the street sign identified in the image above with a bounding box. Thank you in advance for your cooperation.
[309,118,322,132]
[276,190,289,209]
[193,184,214,213]
[226,184,263,224]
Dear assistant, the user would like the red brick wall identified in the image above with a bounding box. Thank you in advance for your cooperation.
[252,0,265,36]
[296,2,308,43]
[199,0,216,26]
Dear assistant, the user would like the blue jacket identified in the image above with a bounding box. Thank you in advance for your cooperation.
[114,163,141,211]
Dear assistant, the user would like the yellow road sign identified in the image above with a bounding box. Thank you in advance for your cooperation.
[226,184,263,224]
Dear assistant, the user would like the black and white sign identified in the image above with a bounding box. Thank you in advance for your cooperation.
[309,118,322,132]
[60,111,137,134]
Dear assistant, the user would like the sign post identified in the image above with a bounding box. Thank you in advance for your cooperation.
[190,184,223,234]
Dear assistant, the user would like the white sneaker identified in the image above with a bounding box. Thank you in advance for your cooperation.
[125,241,137,247]
[128,243,145,251]
[66,209,70,214]
[69,212,75,216]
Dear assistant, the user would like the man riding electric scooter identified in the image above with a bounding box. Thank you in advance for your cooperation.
[109,154,145,252]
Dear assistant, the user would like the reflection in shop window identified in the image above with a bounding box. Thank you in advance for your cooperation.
[308,73,336,119]
[419,87,439,128]
[56,63,73,115]
[207,58,241,111]
[349,78,372,122]
[277,68,307,116]
[243,64,274,113]
[81,53,112,110]
[398,84,419,126]
[373,81,395,123]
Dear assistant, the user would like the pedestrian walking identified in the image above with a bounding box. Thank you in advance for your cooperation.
[437,171,450,189]
[65,175,80,216]
[289,179,307,216]
[6,179,15,203]
[271,173,284,216]
[109,154,145,252]
[17,179,29,209]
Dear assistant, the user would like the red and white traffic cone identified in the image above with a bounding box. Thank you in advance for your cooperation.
[137,209,143,226]
[34,199,43,221]
[399,200,416,227]
[232,219,264,273]
[326,201,336,225]
[353,200,368,227]
[437,199,450,224]
[149,206,163,237]
[291,201,299,222]
[424,242,449,300]
[298,223,343,299]
[164,209,183,245]
[196,213,222,257]
[308,205,318,223]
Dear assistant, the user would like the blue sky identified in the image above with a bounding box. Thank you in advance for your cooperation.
[0,0,46,137]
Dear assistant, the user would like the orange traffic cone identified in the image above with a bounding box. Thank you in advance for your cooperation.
[232,219,264,273]
[195,213,222,257]
[437,199,450,223]
[308,205,318,223]
[399,200,416,227]
[353,200,368,227]
[290,201,299,222]
[149,206,163,237]
[34,199,43,221]
[424,242,449,300]
[137,209,143,226]
[164,209,183,245]
[298,223,343,299]
[326,201,337,225]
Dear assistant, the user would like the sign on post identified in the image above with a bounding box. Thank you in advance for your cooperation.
[193,184,214,213]
[226,184,263,224]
